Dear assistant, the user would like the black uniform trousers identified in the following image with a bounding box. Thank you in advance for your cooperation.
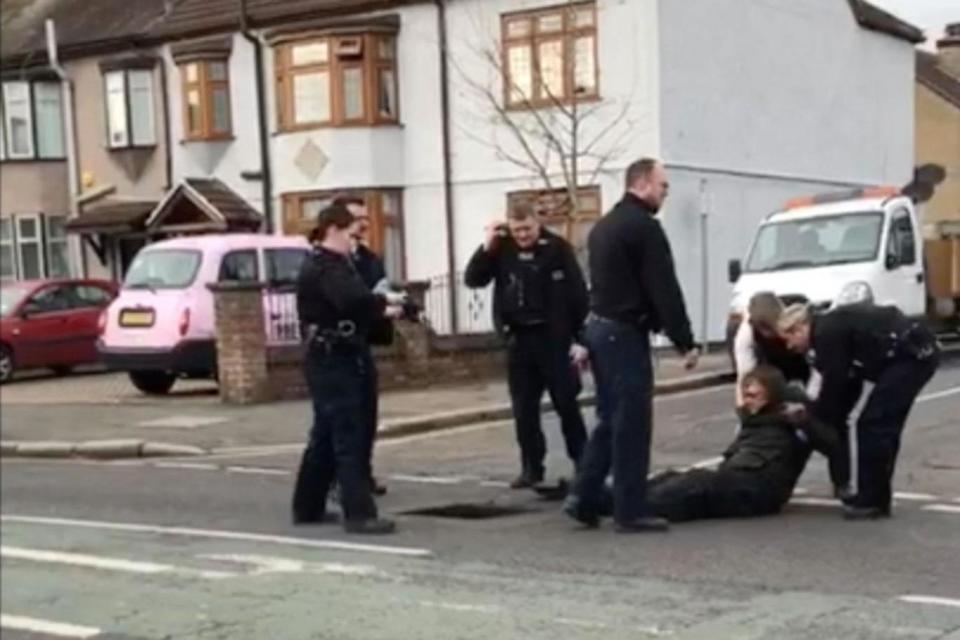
[506,326,587,478]
[645,468,790,522]
[854,354,939,510]
[817,377,864,491]
[292,345,377,523]
[361,349,379,482]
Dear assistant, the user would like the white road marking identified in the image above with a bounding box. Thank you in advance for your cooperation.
[1,613,101,638]
[480,480,511,488]
[893,492,937,502]
[1,545,235,579]
[917,386,960,403]
[922,504,960,515]
[417,601,502,614]
[152,462,218,471]
[225,466,290,476]
[136,415,229,429]
[201,553,386,578]
[792,487,810,496]
[789,497,840,507]
[555,617,611,629]
[898,595,960,609]
[0,514,433,558]
[388,473,471,485]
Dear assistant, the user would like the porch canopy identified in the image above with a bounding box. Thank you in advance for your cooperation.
[144,178,262,235]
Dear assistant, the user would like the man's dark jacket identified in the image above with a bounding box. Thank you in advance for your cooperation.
[464,228,588,343]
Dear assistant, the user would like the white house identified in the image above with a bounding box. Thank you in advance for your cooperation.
[150,0,922,340]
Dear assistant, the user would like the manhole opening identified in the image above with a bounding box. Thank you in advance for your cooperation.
[402,503,530,520]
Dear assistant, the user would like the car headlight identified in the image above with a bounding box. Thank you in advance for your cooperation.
[834,281,873,307]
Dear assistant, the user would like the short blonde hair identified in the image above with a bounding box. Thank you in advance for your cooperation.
[777,303,811,333]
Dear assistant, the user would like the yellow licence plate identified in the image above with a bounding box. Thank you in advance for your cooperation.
[120,309,155,328]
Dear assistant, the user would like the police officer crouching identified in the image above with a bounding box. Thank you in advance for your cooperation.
[292,203,404,534]
[778,302,940,519]
[465,202,589,488]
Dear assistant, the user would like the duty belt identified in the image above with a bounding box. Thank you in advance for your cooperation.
[302,321,364,352]
[588,312,651,331]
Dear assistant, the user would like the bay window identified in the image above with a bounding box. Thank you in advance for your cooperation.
[180,60,232,140]
[103,69,157,148]
[0,214,72,281]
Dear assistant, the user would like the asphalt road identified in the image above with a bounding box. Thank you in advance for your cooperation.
[2,360,960,639]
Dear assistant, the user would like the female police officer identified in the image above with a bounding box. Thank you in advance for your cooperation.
[292,203,403,534]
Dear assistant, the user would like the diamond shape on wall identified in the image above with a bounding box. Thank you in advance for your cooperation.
[294,139,329,180]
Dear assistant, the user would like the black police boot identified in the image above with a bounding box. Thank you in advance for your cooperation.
[510,468,544,489]
[344,518,397,535]
[842,505,891,520]
[615,517,670,533]
[562,494,601,528]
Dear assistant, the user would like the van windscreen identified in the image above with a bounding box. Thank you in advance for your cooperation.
[124,250,202,290]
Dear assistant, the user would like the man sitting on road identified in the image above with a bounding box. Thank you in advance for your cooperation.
[581,366,839,525]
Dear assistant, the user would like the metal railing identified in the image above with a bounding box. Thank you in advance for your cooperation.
[423,271,494,335]
[263,284,301,345]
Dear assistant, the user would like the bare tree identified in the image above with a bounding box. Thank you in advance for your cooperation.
[452,0,637,220]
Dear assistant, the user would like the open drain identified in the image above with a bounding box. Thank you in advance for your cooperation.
[402,503,531,520]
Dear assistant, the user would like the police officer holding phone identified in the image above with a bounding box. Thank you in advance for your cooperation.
[292,203,404,534]
[465,202,589,489]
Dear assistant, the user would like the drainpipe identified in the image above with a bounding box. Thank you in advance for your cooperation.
[239,0,274,234]
[159,55,172,190]
[698,179,710,353]
[46,19,84,276]
[435,0,458,334]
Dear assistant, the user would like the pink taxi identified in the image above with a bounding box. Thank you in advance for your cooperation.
[98,234,309,394]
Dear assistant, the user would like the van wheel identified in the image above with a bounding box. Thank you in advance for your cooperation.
[0,345,14,384]
[129,371,176,395]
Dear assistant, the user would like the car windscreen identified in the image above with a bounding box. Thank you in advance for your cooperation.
[745,211,884,273]
[0,286,29,316]
[123,249,202,290]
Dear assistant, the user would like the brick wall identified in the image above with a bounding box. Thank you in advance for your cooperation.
[209,282,271,404]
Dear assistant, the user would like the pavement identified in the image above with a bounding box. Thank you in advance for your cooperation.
[0,352,732,456]
[1,356,958,639]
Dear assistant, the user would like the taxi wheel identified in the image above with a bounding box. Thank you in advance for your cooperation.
[129,371,176,395]
[0,345,13,384]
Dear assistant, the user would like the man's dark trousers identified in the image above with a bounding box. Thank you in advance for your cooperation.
[292,348,376,522]
[360,350,379,482]
[574,317,654,524]
[506,326,587,479]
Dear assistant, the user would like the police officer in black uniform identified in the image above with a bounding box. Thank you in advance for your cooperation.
[465,202,589,488]
[335,195,389,496]
[779,302,940,519]
[291,203,403,534]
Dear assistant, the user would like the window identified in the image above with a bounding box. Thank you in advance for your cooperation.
[1,80,65,159]
[282,189,405,280]
[123,250,202,290]
[266,248,308,286]
[73,285,113,308]
[276,33,398,130]
[746,212,884,273]
[103,69,156,148]
[28,285,73,314]
[502,2,598,109]
[507,186,601,267]
[0,218,15,280]
[887,210,916,266]
[45,216,70,278]
[218,250,259,282]
[180,60,232,140]
[17,216,44,280]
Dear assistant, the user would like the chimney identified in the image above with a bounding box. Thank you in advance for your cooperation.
[937,22,960,78]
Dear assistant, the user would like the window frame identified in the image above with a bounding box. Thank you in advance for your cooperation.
[180,59,233,142]
[886,208,917,267]
[0,217,16,280]
[1,80,67,160]
[282,188,406,280]
[2,81,35,160]
[501,1,599,110]
[16,214,46,280]
[44,215,71,279]
[275,32,399,131]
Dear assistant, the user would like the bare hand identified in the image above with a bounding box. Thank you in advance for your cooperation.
[384,305,404,319]
[569,343,590,369]
[484,221,506,251]
[683,347,700,370]
[782,403,808,424]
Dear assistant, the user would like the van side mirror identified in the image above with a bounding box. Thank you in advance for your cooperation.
[885,253,900,270]
[728,259,742,283]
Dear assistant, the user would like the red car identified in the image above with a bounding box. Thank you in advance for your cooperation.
[0,279,118,383]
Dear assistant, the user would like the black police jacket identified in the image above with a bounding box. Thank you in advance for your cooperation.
[352,243,386,291]
[587,193,694,353]
[296,247,386,341]
[721,403,839,499]
[754,330,810,384]
[811,303,931,430]
[464,228,588,343]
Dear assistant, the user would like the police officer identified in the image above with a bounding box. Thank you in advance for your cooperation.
[291,203,404,534]
[645,366,840,522]
[564,158,699,533]
[335,195,389,496]
[465,202,589,488]
[778,302,940,519]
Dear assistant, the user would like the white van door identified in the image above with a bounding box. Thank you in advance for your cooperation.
[881,205,926,317]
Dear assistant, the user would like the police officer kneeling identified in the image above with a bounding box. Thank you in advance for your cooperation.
[292,203,404,534]
[778,302,940,519]
[465,202,589,488]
